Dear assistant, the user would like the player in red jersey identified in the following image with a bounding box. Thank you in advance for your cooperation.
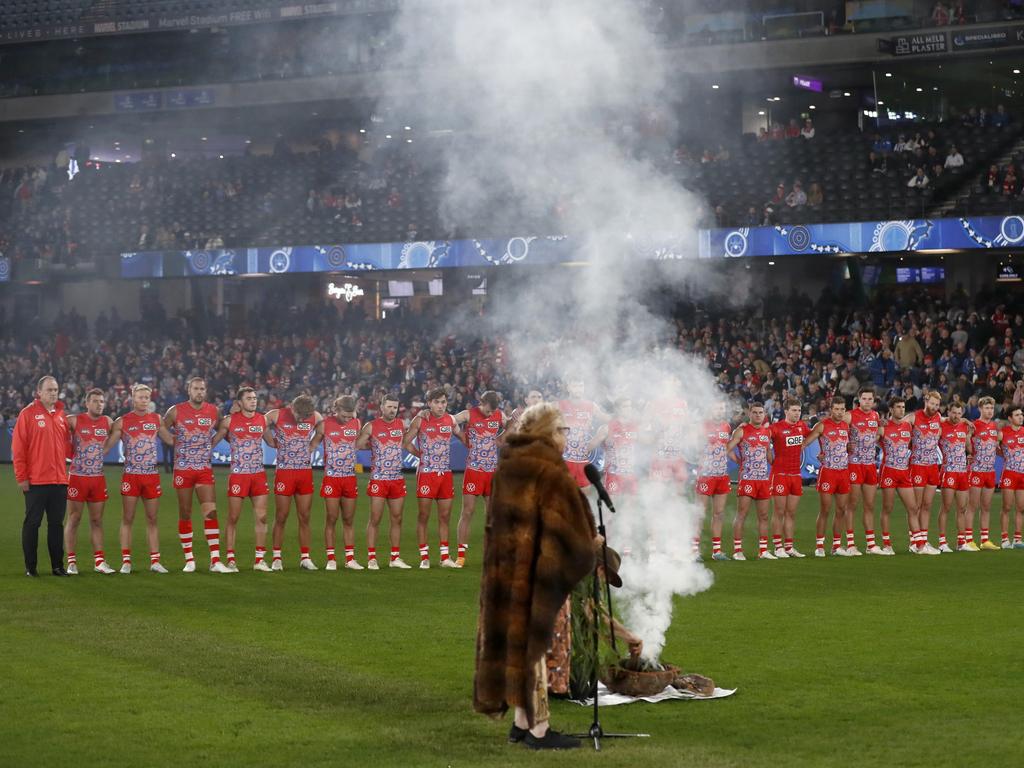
[937,400,973,553]
[646,381,690,490]
[453,390,506,567]
[804,398,855,557]
[967,396,1001,550]
[64,388,115,574]
[727,401,775,560]
[104,384,175,573]
[557,379,609,490]
[356,393,412,569]
[768,398,810,559]
[998,406,1024,549]
[848,387,883,555]
[211,387,271,572]
[164,377,231,573]
[507,389,543,433]
[591,397,640,548]
[698,402,733,561]
[905,390,943,554]
[320,395,363,570]
[266,394,324,571]
[404,387,463,569]
[878,398,915,556]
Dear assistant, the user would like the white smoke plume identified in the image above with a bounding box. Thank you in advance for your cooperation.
[378,0,730,661]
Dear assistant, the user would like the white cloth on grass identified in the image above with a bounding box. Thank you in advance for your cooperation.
[575,683,737,707]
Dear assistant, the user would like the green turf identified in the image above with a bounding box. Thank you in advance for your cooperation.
[1,467,1022,767]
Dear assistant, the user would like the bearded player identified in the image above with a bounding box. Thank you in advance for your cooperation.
[848,387,883,555]
[878,398,914,556]
[104,384,175,573]
[967,396,1001,550]
[321,395,363,570]
[698,401,733,561]
[164,377,231,573]
[905,390,943,555]
[356,393,411,570]
[211,387,270,572]
[404,387,462,569]
[64,388,115,574]
[267,394,324,571]
[998,405,1024,549]
[727,401,775,560]
[937,399,972,553]
[769,398,810,559]
[453,391,506,567]
[804,398,855,557]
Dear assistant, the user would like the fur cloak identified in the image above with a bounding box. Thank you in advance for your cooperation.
[473,431,596,726]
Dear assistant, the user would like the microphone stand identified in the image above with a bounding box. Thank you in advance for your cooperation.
[572,494,650,750]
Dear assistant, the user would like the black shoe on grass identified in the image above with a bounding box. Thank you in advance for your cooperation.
[508,725,528,744]
[523,730,581,750]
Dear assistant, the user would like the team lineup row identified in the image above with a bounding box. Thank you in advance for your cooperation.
[15,376,1024,575]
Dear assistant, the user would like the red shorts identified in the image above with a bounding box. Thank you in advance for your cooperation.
[228,472,269,498]
[121,473,162,499]
[770,474,803,497]
[817,467,852,495]
[321,475,358,499]
[849,463,879,486]
[650,460,689,485]
[462,468,494,497]
[274,468,314,496]
[880,467,912,489]
[969,471,996,489]
[1000,469,1024,491]
[910,464,941,487]
[566,461,590,488]
[942,471,970,491]
[67,474,108,503]
[173,467,215,489]
[368,478,407,499]
[696,475,730,496]
[605,473,638,496]
[738,479,771,500]
[417,471,454,500]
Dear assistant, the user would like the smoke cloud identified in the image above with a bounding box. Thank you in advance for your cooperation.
[378,0,726,661]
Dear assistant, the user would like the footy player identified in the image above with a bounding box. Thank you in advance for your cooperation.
[591,397,639,550]
[64,388,115,574]
[967,396,1001,550]
[848,387,883,555]
[404,387,462,569]
[164,377,230,573]
[804,398,855,557]
[266,395,324,570]
[321,395,363,570]
[508,389,543,433]
[768,398,810,558]
[698,402,734,561]
[356,394,412,570]
[878,398,914,556]
[906,390,943,555]
[998,406,1024,549]
[453,391,506,567]
[557,379,609,489]
[646,378,690,490]
[727,401,774,560]
[212,387,270,572]
[104,384,175,573]
[937,400,972,553]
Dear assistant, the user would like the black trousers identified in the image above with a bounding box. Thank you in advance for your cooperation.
[22,484,66,572]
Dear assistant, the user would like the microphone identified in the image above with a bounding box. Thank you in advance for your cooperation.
[584,463,616,513]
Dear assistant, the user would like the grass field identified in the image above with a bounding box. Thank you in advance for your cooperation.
[2,467,1022,768]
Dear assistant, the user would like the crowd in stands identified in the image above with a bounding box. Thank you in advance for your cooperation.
[3,283,1024,431]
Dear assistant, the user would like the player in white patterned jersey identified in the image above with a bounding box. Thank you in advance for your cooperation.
[507,389,543,433]
[404,387,463,568]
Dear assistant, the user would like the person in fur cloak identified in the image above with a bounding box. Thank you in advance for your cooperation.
[473,402,598,750]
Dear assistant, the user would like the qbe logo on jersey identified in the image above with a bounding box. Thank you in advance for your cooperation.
[785,435,803,447]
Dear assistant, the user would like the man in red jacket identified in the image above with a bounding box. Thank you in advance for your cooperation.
[12,376,70,577]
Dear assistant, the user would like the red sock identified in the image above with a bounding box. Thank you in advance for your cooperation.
[344,546,355,563]
[121,548,131,564]
[712,536,722,554]
[300,546,310,560]
[772,534,782,550]
[93,550,104,567]
[418,543,429,562]
[178,520,194,561]
[832,535,841,551]
[440,541,450,561]
[390,547,401,562]
[227,549,236,563]
[204,519,221,563]
[939,533,948,547]
[882,531,891,548]
[966,528,974,543]
[150,551,160,565]
[326,548,336,562]
[457,543,467,558]
[784,538,794,551]
[367,547,376,561]
[67,551,76,566]
[733,537,743,554]
[758,536,768,555]
[845,530,855,548]
[981,528,990,543]
[865,530,875,548]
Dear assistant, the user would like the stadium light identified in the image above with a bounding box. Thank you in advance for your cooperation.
[885,72,892,77]
[809,105,816,109]
[916,87,923,92]
[757,110,765,115]
[385,134,392,139]
[170,153,176,158]
[1015,69,1021,74]
[404,126,412,130]
[712,84,719,89]
[406,139,413,143]
[201,137,207,141]
[843,91,851,97]
[359,128,366,133]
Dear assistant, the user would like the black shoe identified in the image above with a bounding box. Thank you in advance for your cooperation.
[508,725,528,744]
[25,569,38,577]
[523,729,581,750]
[51,567,69,577]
